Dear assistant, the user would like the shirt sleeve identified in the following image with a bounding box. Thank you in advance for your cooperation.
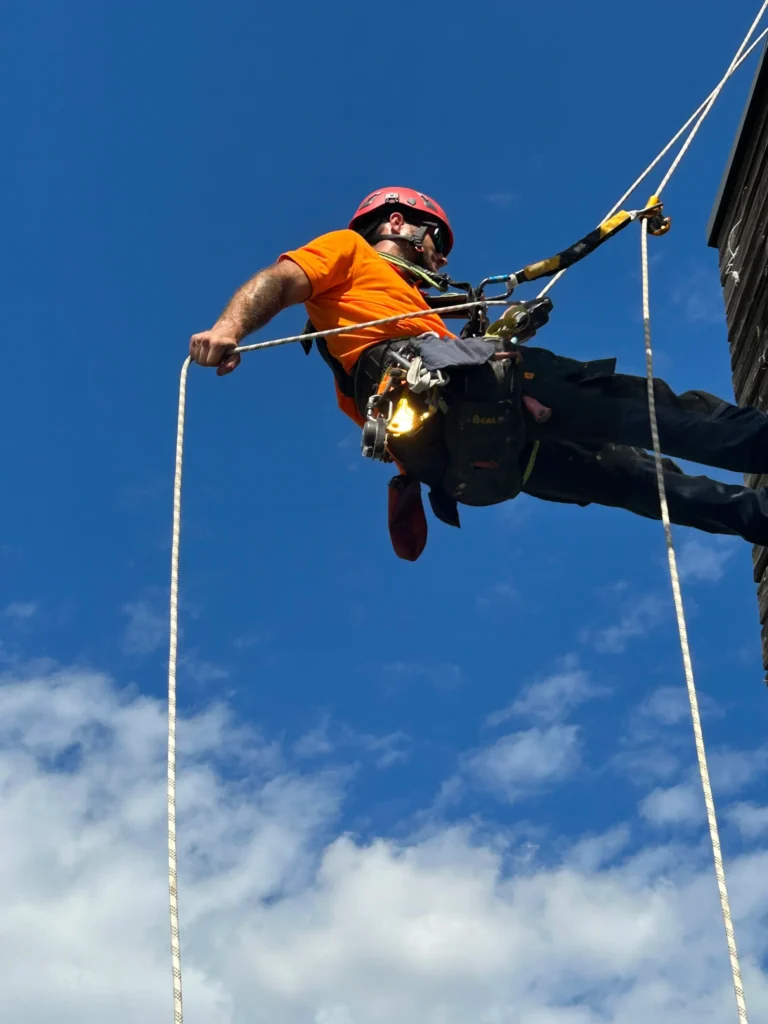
[279,229,358,297]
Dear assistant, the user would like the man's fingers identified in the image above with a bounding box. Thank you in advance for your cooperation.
[189,332,239,369]
[189,334,211,364]
[216,353,241,376]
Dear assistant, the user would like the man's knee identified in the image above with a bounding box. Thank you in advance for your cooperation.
[677,390,732,416]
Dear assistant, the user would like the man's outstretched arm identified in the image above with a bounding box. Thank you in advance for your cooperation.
[189,258,312,375]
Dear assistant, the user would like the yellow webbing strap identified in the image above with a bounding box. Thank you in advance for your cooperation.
[522,440,540,485]
[512,200,667,286]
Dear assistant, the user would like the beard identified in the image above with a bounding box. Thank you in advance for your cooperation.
[400,227,442,272]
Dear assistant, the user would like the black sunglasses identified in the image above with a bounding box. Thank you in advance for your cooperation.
[414,217,448,255]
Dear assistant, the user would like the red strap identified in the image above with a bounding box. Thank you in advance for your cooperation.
[387,476,428,561]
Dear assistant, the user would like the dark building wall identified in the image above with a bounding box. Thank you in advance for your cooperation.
[708,43,768,672]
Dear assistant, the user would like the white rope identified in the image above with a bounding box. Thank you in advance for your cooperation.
[640,224,748,1022]
[656,0,768,195]
[167,356,190,1024]
[164,299,508,1024]
[165,14,767,1017]
[232,298,509,355]
[537,14,768,299]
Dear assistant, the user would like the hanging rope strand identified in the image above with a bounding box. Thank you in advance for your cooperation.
[164,300,511,1024]
[167,356,191,1024]
[639,224,749,1022]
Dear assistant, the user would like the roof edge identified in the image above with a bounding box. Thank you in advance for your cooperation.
[707,39,768,248]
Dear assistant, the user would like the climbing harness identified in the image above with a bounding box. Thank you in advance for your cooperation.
[352,296,554,556]
[323,203,664,556]
[357,296,553,466]
[165,7,768,1020]
[302,199,663,524]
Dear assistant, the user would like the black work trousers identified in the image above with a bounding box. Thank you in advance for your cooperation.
[517,346,768,545]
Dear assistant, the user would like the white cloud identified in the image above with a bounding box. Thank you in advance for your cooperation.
[613,687,723,787]
[488,662,605,726]
[3,602,38,621]
[727,802,768,839]
[640,686,691,726]
[294,717,334,759]
[588,594,668,654]
[640,783,704,826]
[121,601,166,655]
[2,665,768,1023]
[181,654,229,685]
[567,825,632,872]
[709,746,768,793]
[464,725,581,802]
[613,745,682,785]
[639,746,768,827]
[677,537,735,583]
[293,718,410,769]
[349,729,411,769]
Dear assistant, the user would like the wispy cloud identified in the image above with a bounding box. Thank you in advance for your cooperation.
[350,729,411,769]
[631,683,721,732]
[181,656,229,685]
[233,629,270,650]
[336,433,361,473]
[640,745,768,827]
[3,602,38,621]
[293,716,334,759]
[496,493,534,528]
[726,802,768,839]
[587,593,668,654]
[612,746,683,786]
[487,659,606,727]
[670,265,725,326]
[639,686,691,726]
[708,745,768,793]
[475,582,519,611]
[484,191,520,208]
[120,600,166,656]
[677,536,735,583]
[464,724,581,802]
[380,661,463,693]
[640,782,703,826]
[613,685,722,787]
[292,716,410,769]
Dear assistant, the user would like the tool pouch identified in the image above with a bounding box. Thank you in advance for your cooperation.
[441,359,528,506]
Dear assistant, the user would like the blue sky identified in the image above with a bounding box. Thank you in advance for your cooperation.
[4,0,768,1020]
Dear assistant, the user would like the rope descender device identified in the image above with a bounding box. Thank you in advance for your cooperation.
[361,347,449,462]
[639,194,672,236]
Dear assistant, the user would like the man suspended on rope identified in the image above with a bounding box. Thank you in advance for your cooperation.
[190,186,768,560]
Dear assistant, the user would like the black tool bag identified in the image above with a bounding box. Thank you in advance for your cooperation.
[440,357,528,507]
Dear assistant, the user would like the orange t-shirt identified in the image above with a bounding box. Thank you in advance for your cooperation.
[280,229,453,377]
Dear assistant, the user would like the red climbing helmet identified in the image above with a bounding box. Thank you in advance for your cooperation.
[349,187,454,255]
